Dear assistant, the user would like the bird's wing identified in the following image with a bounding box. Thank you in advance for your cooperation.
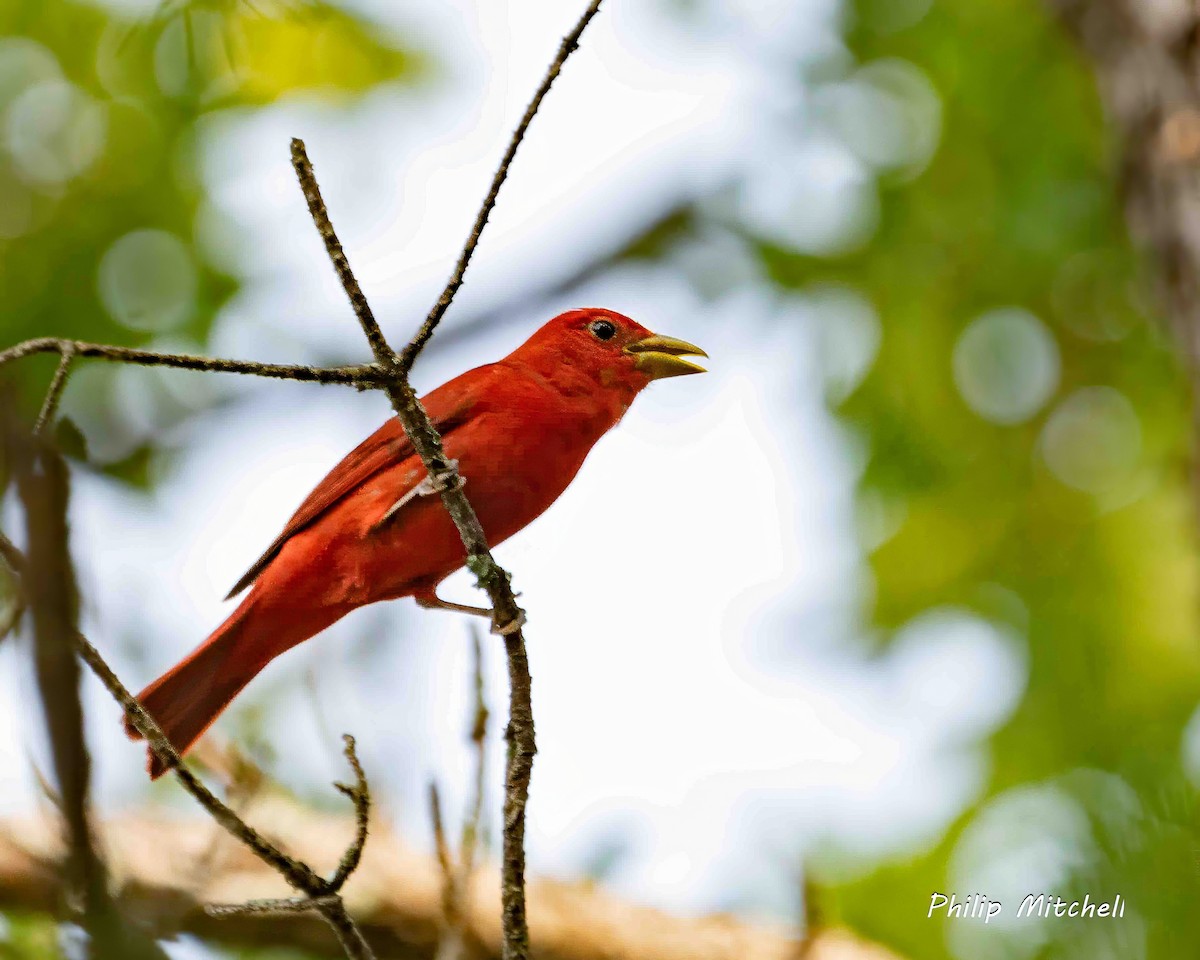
[224,378,483,600]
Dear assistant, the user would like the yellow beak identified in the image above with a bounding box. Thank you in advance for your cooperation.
[624,334,708,380]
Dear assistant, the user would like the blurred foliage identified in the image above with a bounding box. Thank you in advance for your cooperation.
[737,1,1200,958]
[0,0,420,483]
[0,912,58,959]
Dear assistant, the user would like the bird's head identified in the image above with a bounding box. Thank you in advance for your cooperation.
[512,308,707,398]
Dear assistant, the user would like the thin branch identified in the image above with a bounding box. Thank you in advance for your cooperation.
[431,629,491,960]
[329,733,371,891]
[33,345,74,437]
[461,625,489,882]
[74,634,322,887]
[497,632,535,960]
[73,630,377,959]
[429,782,456,918]
[290,140,398,370]
[207,895,343,917]
[0,530,26,644]
[0,337,384,388]
[397,0,606,374]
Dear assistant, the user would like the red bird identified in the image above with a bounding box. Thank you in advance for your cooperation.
[127,308,706,777]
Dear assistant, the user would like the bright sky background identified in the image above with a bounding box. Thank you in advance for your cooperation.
[0,0,1025,930]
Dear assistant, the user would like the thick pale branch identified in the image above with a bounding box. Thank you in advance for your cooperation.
[0,803,904,960]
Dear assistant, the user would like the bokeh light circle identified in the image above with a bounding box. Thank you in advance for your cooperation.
[98,229,197,332]
[1040,386,1142,493]
[4,80,105,186]
[952,307,1060,425]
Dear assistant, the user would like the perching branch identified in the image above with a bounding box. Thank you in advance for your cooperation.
[329,734,372,891]
[1,2,607,957]
[287,4,606,949]
[292,133,545,958]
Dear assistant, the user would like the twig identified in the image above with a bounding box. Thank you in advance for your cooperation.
[77,630,322,887]
[429,783,470,960]
[289,142,398,370]
[430,630,491,960]
[329,734,371,891]
[461,625,489,883]
[429,782,457,921]
[397,0,606,374]
[33,344,74,436]
[0,337,384,388]
[207,895,343,917]
[0,530,26,643]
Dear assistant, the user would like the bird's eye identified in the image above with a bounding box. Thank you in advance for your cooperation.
[589,318,617,341]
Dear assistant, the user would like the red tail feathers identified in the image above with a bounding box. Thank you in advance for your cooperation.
[124,601,263,779]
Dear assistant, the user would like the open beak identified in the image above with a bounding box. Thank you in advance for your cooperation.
[624,333,708,380]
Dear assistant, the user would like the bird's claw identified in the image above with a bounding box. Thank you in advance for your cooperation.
[491,608,526,636]
[377,460,464,527]
[426,459,465,494]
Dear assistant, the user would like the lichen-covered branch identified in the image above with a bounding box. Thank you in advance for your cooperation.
[0,336,384,387]
[289,1,612,944]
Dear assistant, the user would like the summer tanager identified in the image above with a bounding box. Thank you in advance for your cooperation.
[127,308,706,777]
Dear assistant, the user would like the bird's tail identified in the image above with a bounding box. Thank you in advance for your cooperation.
[124,596,272,779]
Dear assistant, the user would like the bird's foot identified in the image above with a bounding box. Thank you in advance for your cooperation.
[424,458,465,496]
[491,608,526,636]
[416,591,527,635]
[377,460,464,526]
